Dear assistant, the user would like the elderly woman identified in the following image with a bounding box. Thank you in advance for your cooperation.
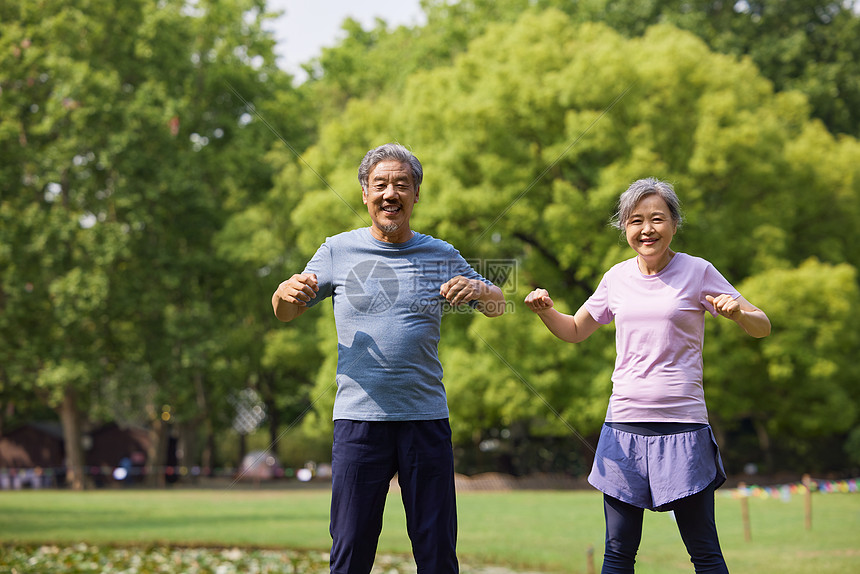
[525,178,770,574]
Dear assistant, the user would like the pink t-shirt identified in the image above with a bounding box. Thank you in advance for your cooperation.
[584,253,740,424]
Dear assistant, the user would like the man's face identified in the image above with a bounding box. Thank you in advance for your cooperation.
[362,160,419,243]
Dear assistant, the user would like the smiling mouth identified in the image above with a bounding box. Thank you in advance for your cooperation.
[382,205,401,214]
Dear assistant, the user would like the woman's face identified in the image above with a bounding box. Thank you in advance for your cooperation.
[625,193,677,273]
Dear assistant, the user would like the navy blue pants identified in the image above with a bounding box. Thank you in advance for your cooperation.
[602,482,728,574]
[329,419,459,574]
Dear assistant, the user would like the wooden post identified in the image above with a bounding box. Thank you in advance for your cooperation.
[802,474,813,530]
[738,481,752,542]
[586,544,596,574]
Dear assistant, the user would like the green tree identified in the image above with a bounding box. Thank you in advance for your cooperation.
[277,10,859,473]
[298,0,542,121]
[307,0,860,138]
[1,0,141,489]
[215,153,325,462]
[0,0,297,487]
[705,259,860,472]
[580,0,860,137]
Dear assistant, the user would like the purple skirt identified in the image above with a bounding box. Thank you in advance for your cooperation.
[587,424,726,511]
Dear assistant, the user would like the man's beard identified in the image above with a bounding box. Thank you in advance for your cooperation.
[379,222,400,233]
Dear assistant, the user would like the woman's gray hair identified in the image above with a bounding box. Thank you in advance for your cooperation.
[610,177,684,230]
[358,143,423,190]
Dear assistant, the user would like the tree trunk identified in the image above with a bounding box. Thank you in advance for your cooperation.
[267,398,280,455]
[146,417,170,488]
[258,372,279,455]
[753,418,774,472]
[187,371,209,472]
[58,386,85,490]
[176,421,194,468]
[0,366,10,436]
[201,420,215,475]
[238,432,247,466]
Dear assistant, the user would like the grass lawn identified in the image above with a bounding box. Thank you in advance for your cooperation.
[0,486,858,573]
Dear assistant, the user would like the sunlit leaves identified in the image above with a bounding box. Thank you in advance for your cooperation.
[706,259,860,446]
[284,7,860,472]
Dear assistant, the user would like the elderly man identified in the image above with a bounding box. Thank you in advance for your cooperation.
[273,143,506,573]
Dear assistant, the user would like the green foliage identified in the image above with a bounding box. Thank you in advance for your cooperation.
[300,0,540,108]
[579,0,860,138]
[0,0,302,472]
[282,8,860,472]
[706,259,860,470]
[3,0,859,475]
[846,427,860,466]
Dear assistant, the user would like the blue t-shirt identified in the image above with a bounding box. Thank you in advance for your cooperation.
[303,227,493,421]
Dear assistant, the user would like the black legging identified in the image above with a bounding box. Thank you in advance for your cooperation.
[601,481,728,574]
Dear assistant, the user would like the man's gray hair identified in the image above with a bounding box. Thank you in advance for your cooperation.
[610,177,684,230]
[358,143,423,190]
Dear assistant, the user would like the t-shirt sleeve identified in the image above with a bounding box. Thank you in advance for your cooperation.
[451,256,492,285]
[700,262,741,317]
[584,273,614,325]
[446,247,494,308]
[301,240,334,308]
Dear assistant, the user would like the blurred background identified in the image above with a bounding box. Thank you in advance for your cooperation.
[2,0,859,491]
